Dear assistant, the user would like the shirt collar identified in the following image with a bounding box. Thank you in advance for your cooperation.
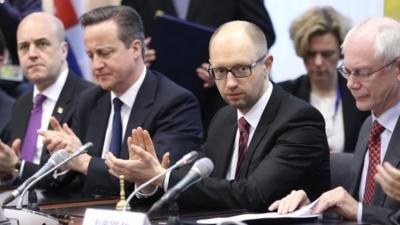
[372,100,400,133]
[111,67,147,108]
[33,68,69,102]
[237,80,273,129]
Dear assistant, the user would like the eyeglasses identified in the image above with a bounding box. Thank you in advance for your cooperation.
[208,55,265,80]
[338,57,399,81]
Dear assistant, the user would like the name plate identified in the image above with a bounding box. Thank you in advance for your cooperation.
[83,208,151,225]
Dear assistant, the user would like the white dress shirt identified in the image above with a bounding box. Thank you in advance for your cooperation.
[225,81,273,180]
[101,67,147,158]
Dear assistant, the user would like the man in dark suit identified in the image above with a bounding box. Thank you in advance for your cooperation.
[105,20,330,211]
[0,12,91,185]
[40,6,203,195]
[269,17,400,225]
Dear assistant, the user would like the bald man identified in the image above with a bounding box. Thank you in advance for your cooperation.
[0,12,92,186]
[105,20,330,211]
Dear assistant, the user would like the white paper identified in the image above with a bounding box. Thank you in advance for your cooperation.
[197,198,321,224]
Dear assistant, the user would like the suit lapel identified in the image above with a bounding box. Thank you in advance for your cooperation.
[14,93,34,140]
[239,85,283,178]
[50,72,75,124]
[120,71,155,159]
[87,92,111,157]
[374,115,400,205]
[212,108,237,178]
[350,117,371,198]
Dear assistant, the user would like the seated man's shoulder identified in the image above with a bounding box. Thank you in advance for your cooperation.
[150,70,196,99]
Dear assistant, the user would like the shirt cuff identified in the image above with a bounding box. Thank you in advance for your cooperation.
[163,170,171,192]
[18,160,26,178]
[357,202,363,223]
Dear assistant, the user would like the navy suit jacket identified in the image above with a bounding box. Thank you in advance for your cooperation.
[1,71,92,184]
[0,89,14,135]
[279,75,369,152]
[72,70,203,195]
[349,116,400,225]
[166,84,330,211]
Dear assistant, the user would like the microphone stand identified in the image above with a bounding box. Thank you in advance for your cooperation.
[123,151,198,212]
[16,143,91,209]
[167,201,182,225]
[123,162,182,211]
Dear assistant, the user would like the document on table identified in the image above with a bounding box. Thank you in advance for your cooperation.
[197,198,321,224]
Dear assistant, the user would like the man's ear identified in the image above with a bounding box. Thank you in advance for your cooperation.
[130,39,142,59]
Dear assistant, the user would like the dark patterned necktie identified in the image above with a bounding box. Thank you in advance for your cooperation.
[363,120,385,204]
[235,117,250,180]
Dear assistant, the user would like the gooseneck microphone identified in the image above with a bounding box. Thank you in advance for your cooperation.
[122,151,199,211]
[15,142,93,209]
[147,157,214,214]
[2,149,70,207]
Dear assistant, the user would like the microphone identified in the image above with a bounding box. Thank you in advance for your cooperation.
[15,142,93,209]
[148,157,214,214]
[122,151,199,211]
[2,149,70,207]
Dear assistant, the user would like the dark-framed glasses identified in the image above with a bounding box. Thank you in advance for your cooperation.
[208,55,266,80]
[338,57,399,81]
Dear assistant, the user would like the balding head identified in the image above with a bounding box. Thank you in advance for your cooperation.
[17,12,68,91]
[18,12,66,43]
[210,21,268,58]
[343,17,400,64]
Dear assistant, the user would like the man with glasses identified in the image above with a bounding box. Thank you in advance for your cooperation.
[105,20,330,211]
[269,17,400,225]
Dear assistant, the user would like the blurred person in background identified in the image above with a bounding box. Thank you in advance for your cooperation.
[279,6,369,153]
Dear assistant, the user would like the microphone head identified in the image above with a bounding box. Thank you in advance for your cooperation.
[79,142,93,154]
[49,149,70,166]
[177,151,199,167]
[192,157,214,178]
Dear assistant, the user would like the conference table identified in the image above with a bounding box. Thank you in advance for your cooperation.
[0,189,368,225]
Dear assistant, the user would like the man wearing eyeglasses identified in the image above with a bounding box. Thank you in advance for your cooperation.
[105,20,330,211]
[269,17,400,225]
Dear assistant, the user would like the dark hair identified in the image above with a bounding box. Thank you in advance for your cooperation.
[81,5,145,55]
[0,29,6,55]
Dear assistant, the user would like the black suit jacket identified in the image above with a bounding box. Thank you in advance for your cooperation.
[72,70,203,195]
[121,0,275,48]
[1,71,92,183]
[167,84,330,211]
[349,116,400,225]
[278,75,369,152]
[0,89,14,135]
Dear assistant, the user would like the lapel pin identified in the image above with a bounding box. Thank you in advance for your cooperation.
[57,107,64,114]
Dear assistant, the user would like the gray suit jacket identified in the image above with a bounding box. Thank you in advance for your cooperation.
[350,116,400,225]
